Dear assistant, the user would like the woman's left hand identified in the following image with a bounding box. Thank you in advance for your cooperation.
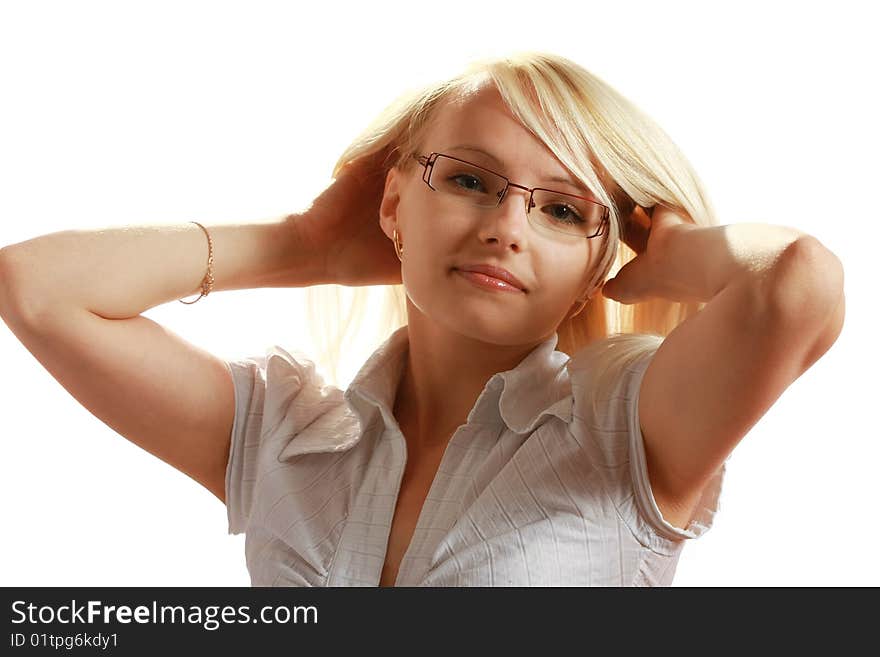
[601,203,698,304]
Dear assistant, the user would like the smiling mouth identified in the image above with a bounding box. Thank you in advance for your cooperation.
[454,268,525,294]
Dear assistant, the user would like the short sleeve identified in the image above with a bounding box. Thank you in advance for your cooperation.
[567,338,728,556]
[222,345,332,536]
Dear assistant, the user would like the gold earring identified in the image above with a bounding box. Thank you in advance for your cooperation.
[393,227,404,261]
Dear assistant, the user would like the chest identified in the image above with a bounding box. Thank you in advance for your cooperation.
[378,440,448,587]
[250,419,651,586]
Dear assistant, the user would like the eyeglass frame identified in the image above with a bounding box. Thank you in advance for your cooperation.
[410,152,610,239]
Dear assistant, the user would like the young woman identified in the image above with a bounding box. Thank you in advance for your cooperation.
[0,51,845,586]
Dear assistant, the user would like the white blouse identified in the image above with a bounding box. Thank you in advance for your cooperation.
[223,325,726,586]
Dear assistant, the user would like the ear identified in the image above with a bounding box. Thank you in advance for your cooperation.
[379,166,403,241]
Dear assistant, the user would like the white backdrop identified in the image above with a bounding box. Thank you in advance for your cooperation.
[1,0,876,586]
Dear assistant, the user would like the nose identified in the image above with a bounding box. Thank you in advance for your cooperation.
[479,185,532,248]
[499,184,533,214]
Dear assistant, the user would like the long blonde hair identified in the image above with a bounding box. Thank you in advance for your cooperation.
[306,51,718,410]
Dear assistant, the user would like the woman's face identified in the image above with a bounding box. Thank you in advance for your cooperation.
[379,84,609,346]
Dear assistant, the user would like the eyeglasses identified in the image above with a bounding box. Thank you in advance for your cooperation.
[411,152,609,239]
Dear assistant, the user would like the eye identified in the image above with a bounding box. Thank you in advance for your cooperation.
[449,174,487,192]
[543,203,585,224]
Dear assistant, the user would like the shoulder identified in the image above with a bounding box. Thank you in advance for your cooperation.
[228,345,332,396]
[566,334,661,459]
[226,345,344,442]
[567,333,663,422]
[565,333,726,552]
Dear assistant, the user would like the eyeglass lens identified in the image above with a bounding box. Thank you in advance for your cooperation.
[427,154,606,238]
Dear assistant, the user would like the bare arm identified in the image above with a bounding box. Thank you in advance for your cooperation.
[0,215,325,321]
[0,214,324,502]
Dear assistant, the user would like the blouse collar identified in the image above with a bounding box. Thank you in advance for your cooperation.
[282,324,574,459]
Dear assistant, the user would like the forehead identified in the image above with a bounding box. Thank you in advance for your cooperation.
[424,84,615,197]
[427,84,530,145]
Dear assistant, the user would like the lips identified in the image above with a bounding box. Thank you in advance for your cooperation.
[456,263,527,291]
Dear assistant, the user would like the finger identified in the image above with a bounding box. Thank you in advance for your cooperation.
[622,205,652,254]
[602,255,650,304]
[650,203,691,227]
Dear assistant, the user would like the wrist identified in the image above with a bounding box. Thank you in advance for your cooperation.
[666,223,802,302]
[272,214,331,288]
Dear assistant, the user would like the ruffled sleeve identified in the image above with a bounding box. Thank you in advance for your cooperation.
[222,345,335,535]
[567,337,728,556]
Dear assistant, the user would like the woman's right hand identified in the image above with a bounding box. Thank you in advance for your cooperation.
[292,144,403,287]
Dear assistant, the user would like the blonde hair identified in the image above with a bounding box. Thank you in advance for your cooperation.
[306,50,719,412]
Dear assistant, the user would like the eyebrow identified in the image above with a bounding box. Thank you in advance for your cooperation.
[447,144,591,193]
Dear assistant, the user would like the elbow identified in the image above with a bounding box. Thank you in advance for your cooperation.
[0,246,25,318]
[765,235,844,326]
[0,245,51,327]
[764,236,845,365]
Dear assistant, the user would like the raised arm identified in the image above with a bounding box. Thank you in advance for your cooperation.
[0,214,324,502]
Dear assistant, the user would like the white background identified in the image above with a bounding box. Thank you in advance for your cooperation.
[1,0,876,586]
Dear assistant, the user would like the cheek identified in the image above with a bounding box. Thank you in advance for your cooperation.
[404,212,471,265]
[398,230,454,297]
[534,251,594,295]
